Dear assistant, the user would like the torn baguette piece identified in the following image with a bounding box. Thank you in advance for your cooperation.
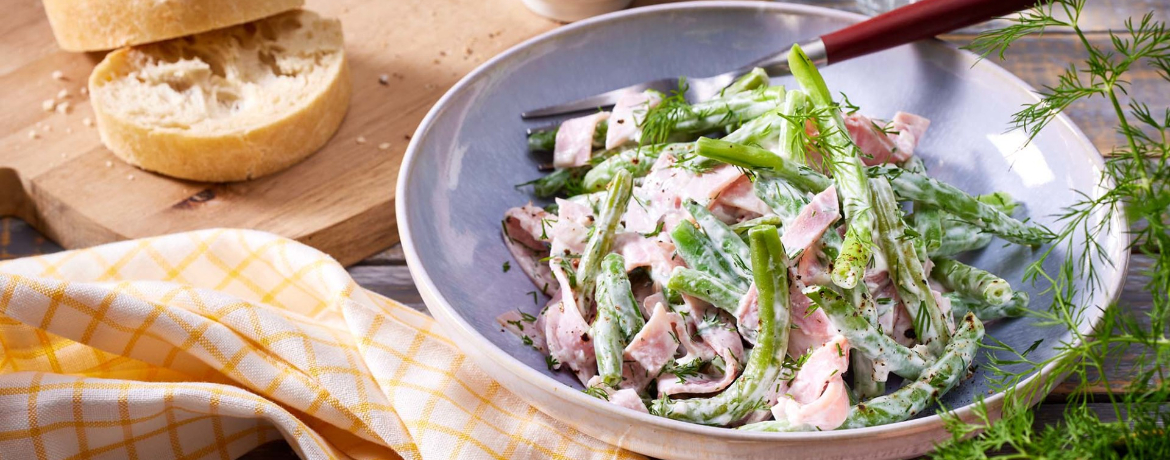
[89,9,350,182]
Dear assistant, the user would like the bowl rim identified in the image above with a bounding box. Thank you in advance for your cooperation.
[395,0,1130,443]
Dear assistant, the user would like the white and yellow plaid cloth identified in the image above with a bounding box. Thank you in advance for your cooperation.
[0,229,642,460]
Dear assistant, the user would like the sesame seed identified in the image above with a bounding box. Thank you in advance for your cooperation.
[51,70,64,80]
[57,89,69,99]
[83,118,93,127]
[356,136,367,144]
[55,101,71,114]
[42,99,56,111]
[105,160,113,168]
[27,130,38,139]
[378,142,391,150]
[378,74,389,85]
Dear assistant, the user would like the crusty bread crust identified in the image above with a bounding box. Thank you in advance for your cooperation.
[43,0,304,52]
[89,10,351,182]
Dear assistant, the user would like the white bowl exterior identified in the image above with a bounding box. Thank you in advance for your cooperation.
[397,2,1127,459]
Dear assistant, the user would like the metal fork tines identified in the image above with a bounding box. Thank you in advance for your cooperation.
[520,39,825,119]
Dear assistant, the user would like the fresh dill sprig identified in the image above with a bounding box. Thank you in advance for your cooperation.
[933,1,1170,457]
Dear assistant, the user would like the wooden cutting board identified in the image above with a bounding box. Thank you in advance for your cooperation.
[0,0,562,265]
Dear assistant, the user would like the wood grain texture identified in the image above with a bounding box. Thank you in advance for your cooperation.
[0,0,561,265]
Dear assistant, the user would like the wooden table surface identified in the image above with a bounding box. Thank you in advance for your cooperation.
[1,0,1165,458]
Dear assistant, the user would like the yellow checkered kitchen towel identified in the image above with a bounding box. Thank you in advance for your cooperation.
[0,229,642,460]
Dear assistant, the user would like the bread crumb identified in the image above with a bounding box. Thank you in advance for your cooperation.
[42,99,56,111]
[378,142,391,150]
[83,117,93,127]
[105,160,113,168]
[56,101,71,114]
[51,70,64,80]
[57,89,69,99]
[28,130,38,139]
[378,74,390,85]
[356,136,367,144]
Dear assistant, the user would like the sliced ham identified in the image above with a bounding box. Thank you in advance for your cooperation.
[658,296,743,396]
[770,335,851,431]
[714,175,773,217]
[609,389,649,413]
[503,204,551,250]
[548,218,589,259]
[554,111,610,168]
[497,309,547,352]
[796,240,832,287]
[545,261,596,384]
[624,303,682,376]
[615,233,683,286]
[932,289,957,334]
[606,91,662,150]
[789,285,838,357]
[844,112,930,166]
[624,153,745,233]
[780,186,840,256]
[734,284,761,345]
[892,302,916,348]
[770,376,851,431]
[786,336,849,403]
[556,198,594,225]
[889,112,931,160]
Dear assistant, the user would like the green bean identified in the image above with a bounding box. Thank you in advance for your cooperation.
[868,165,1051,246]
[670,214,751,291]
[789,43,875,290]
[932,258,1014,306]
[930,192,1020,257]
[591,291,625,386]
[657,226,790,425]
[577,169,634,293]
[804,286,930,380]
[666,267,745,314]
[730,216,784,235]
[901,156,927,174]
[593,253,645,386]
[527,120,609,152]
[946,291,1030,322]
[674,87,785,136]
[722,111,783,147]
[912,206,944,262]
[932,222,992,257]
[752,175,810,226]
[684,200,751,269]
[776,90,810,161]
[871,177,952,357]
[839,313,984,429]
[722,67,770,96]
[598,253,647,337]
[693,137,833,193]
[851,288,886,400]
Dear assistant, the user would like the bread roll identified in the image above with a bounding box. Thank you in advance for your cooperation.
[88,10,351,182]
[43,0,304,52]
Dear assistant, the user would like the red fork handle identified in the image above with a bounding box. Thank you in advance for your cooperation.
[821,0,1040,63]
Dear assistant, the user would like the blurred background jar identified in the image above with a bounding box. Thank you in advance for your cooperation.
[521,0,635,22]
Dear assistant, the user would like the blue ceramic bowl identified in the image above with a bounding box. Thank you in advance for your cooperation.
[397,3,1127,458]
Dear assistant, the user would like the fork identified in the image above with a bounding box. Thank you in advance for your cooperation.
[521,0,1039,119]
